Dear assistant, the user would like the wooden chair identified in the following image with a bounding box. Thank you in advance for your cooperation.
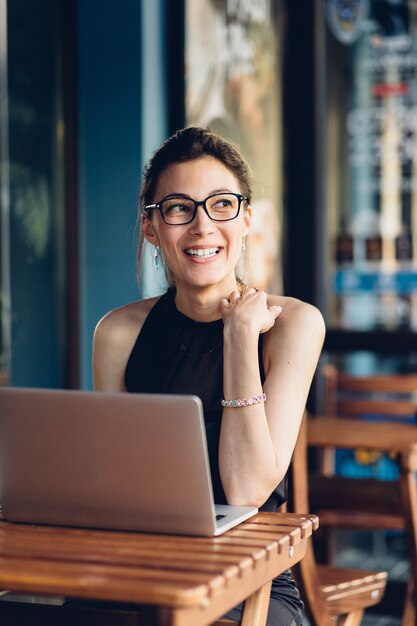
[308,364,417,626]
[290,413,387,626]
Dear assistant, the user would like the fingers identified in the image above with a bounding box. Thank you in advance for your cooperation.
[243,287,257,296]
[227,288,271,309]
[229,290,241,305]
[221,287,283,334]
[219,298,231,315]
[269,305,283,320]
[224,289,282,316]
[220,290,242,315]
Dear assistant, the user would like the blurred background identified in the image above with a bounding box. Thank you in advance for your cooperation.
[2,0,416,390]
[1,1,417,621]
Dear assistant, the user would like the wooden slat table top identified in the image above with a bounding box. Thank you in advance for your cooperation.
[0,512,318,624]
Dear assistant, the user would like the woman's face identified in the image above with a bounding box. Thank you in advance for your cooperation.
[142,157,252,293]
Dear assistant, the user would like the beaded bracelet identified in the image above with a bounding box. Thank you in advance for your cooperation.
[221,392,266,408]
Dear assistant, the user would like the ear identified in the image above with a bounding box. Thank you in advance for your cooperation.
[141,214,160,246]
[243,204,252,236]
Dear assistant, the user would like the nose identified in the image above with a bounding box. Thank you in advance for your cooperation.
[188,204,215,234]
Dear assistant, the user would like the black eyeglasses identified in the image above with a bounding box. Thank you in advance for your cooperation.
[142,192,248,225]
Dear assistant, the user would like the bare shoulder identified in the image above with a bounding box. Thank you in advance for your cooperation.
[93,296,160,350]
[92,295,161,391]
[265,293,326,348]
[270,294,325,330]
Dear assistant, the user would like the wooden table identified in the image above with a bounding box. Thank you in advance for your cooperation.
[0,512,318,626]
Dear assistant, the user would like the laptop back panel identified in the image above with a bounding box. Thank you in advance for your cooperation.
[0,388,219,535]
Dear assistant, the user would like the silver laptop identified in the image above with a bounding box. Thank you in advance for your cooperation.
[0,387,257,536]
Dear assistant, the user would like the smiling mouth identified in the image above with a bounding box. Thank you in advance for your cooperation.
[184,247,221,258]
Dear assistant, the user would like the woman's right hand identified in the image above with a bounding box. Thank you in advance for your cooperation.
[220,287,283,337]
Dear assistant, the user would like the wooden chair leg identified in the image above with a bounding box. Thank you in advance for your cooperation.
[337,609,364,626]
[211,581,272,626]
[399,461,417,626]
[401,573,416,626]
[240,581,272,626]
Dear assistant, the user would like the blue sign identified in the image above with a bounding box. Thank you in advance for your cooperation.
[335,269,417,294]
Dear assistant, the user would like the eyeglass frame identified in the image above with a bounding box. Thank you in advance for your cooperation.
[142,192,248,225]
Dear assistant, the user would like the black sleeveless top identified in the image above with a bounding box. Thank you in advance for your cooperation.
[125,287,287,510]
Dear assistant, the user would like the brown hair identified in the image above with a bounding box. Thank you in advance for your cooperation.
[138,127,252,286]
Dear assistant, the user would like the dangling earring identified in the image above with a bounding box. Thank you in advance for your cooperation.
[154,245,161,270]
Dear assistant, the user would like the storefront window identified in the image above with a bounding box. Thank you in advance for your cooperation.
[1,0,66,386]
[323,0,417,331]
[185,0,284,293]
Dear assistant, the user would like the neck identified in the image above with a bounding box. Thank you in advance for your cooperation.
[174,279,239,322]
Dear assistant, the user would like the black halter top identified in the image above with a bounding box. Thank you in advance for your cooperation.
[125,288,286,509]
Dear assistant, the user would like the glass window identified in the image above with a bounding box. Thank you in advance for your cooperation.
[321,0,417,331]
[1,0,67,387]
[185,0,284,293]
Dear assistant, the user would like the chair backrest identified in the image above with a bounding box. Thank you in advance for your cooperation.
[290,413,334,626]
[324,363,417,421]
[320,364,417,475]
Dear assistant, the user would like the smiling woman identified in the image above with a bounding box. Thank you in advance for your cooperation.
[140,156,252,303]
[92,127,326,626]
[138,127,253,296]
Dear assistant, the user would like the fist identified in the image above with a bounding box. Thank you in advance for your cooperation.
[220,288,283,335]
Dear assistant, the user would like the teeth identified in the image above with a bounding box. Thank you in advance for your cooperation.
[185,248,219,258]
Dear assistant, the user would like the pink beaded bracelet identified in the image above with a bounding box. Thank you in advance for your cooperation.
[221,392,266,408]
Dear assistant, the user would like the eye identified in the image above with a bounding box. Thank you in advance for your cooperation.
[169,204,187,213]
[213,198,232,208]
[209,194,240,213]
[163,200,193,215]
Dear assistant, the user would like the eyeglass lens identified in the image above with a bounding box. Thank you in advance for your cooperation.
[161,193,241,224]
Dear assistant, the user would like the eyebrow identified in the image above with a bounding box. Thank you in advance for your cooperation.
[210,188,234,195]
[160,188,235,201]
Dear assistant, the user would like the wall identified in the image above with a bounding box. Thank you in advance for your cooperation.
[78,0,168,389]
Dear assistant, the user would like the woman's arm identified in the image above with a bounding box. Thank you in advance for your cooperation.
[218,289,325,507]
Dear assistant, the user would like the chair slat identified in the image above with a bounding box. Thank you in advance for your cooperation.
[337,398,417,417]
[338,373,417,393]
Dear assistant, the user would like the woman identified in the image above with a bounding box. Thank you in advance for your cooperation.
[93,127,325,626]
